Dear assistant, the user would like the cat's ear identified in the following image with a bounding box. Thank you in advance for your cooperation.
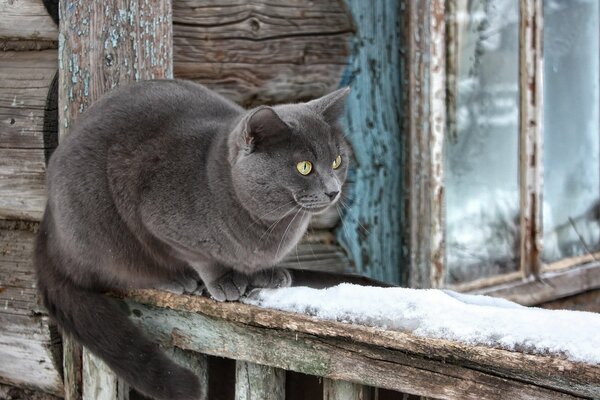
[243,106,289,152]
[307,87,350,123]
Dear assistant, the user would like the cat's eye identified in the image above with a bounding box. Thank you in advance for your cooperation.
[332,155,342,169]
[296,161,313,175]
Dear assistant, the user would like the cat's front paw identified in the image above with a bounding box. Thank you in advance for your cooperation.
[205,271,249,302]
[249,268,292,289]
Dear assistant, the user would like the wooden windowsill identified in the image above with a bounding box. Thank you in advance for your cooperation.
[116,289,600,399]
[448,257,600,305]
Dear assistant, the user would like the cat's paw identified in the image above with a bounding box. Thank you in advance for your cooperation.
[154,274,201,295]
[205,271,249,302]
[249,268,292,289]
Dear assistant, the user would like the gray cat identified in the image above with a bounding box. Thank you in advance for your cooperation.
[34,80,350,400]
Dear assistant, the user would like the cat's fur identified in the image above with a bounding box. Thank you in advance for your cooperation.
[34,79,350,400]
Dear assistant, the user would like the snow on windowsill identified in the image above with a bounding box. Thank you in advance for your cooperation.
[242,284,600,365]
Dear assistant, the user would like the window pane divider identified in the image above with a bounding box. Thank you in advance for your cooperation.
[518,0,544,279]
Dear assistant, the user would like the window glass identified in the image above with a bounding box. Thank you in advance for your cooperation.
[543,0,600,263]
[445,0,520,284]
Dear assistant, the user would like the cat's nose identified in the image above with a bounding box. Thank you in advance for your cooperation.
[325,191,339,200]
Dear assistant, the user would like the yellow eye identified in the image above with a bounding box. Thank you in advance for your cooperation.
[332,155,342,169]
[296,161,313,175]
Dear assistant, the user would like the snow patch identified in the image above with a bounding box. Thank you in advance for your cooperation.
[243,284,600,365]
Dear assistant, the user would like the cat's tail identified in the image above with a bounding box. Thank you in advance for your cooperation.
[34,212,201,400]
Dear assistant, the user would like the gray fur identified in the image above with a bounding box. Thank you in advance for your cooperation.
[35,79,349,399]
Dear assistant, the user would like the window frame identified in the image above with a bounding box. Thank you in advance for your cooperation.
[402,0,600,304]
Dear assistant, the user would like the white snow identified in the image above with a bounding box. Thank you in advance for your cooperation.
[243,284,600,365]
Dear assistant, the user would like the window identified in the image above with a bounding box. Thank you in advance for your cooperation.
[404,0,600,303]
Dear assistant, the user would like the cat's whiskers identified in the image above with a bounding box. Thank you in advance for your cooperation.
[257,206,298,246]
[339,198,370,234]
[244,200,296,233]
[335,204,352,242]
[276,207,303,259]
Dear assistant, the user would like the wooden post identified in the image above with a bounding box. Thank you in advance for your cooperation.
[235,361,285,400]
[58,0,173,398]
[82,348,129,400]
[166,348,209,400]
[323,379,372,400]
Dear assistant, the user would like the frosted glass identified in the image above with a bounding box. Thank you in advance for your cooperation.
[445,0,520,284]
[543,0,600,263]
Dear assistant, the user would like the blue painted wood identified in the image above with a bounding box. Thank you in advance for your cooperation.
[337,0,403,284]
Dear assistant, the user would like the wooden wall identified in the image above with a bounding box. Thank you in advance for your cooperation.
[0,0,360,395]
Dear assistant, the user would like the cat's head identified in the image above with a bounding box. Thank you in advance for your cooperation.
[229,87,351,220]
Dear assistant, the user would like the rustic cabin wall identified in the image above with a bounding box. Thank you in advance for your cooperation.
[0,0,63,397]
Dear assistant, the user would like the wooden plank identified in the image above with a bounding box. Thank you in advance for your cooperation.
[541,289,600,313]
[278,231,352,274]
[123,289,600,399]
[337,0,403,284]
[473,262,600,306]
[0,50,57,221]
[518,0,544,279]
[235,361,285,400]
[0,149,47,221]
[171,0,352,106]
[323,379,371,400]
[0,227,63,397]
[63,336,83,400]
[0,0,58,48]
[124,297,589,400]
[82,348,129,400]
[58,0,174,139]
[0,383,62,400]
[400,0,447,289]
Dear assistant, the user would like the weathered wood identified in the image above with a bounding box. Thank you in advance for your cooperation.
[400,0,447,289]
[278,231,351,274]
[58,0,174,139]
[235,361,285,400]
[0,50,57,221]
[323,379,371,400]
[171,0,353,106]
[0,0,58,48]
[473,261,600,306]
[519,0,544,279]
[542,289,600,313]
[123,289,600,399]
[337,0,403,284]
[82,348,129,400]
[0,227,63,397]
[0,383,62,400]
[63,336,83,400]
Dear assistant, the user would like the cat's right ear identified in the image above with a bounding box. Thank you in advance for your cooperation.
[243,107,289,153]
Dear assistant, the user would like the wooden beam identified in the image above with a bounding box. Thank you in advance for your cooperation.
[235,362,285,400]
[0,0,58,50]
[122,289,600,399]
[0,50,57,221]
[0,226,63,397]
[323,379,372,400]
[171,0,352,106]
[401,0,447,289]
[518,0,544,278]
[336,0,403,284]
[82,348,128,400]
[472,261,600,306]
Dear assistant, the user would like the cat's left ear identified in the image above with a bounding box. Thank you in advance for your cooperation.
[243,106,289,152]
[307,87,351,123]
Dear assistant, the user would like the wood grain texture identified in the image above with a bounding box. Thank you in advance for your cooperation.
[82,348,129,400]
[336,1,403,284]
[58,0,173,139]
[235,361,285,400]
[323,379,372,400]
[0,0,58,48]
[171,0,353,106]
[0,227,63,397]
[0,51,57,221]
[122,289,600,399]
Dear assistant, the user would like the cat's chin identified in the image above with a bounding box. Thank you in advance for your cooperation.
[298,204,331,214]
